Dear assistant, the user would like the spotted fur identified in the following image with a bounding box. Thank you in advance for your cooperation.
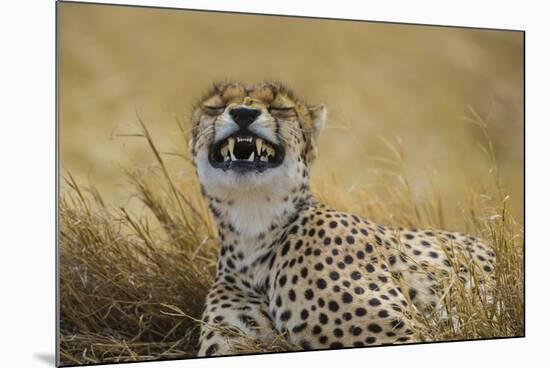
[189,81,495,356]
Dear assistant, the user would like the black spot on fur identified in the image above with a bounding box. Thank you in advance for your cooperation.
[367,323,382,333]
[316,279,327,289]
[205,343,218,356]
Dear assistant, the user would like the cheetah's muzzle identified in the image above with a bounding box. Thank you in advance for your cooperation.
[209,134,285,173]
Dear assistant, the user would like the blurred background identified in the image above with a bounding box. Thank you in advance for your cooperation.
[59,2,524,224]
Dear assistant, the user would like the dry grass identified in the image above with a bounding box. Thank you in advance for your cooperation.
[59,118,524,366]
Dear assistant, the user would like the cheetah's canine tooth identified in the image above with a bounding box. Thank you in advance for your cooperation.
[255,138,263,155]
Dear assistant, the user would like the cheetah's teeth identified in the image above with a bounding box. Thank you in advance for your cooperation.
[255,138,263,155]
[264,145,275,157]
[220,144,229,158]
[228,137,235,157]
[237,136,253,143]
[218,135,277,163]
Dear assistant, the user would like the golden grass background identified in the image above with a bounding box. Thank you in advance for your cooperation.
[58,2,524,365]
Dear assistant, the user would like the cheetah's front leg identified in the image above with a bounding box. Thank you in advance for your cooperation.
[198,280,281,357]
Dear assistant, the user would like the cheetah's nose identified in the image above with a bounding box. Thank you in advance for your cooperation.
[230,107,261,130]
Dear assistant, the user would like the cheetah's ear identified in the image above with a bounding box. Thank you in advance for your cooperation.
[309,104,327,139]
[304,104,327,165]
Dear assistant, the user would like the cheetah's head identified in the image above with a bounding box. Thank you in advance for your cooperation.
[189,82,326,197]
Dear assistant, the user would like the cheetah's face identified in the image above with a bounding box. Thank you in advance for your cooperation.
[190,82,326,193]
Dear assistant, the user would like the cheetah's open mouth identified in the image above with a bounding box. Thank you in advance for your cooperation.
[209,134,285,173]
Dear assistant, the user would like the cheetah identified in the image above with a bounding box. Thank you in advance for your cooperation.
[188,81,496,356]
